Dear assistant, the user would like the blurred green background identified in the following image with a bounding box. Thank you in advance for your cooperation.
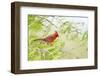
[28,15,88,61]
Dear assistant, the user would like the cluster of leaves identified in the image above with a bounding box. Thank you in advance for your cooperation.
[58,21,88,59]
[28,39,64,60]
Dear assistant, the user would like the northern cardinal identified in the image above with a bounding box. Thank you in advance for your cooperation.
[34,31,59,44]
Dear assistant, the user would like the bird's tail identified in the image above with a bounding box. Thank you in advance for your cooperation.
[33,39,43,41]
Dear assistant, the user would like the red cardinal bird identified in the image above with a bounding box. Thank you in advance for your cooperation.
[34,31,59,44]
